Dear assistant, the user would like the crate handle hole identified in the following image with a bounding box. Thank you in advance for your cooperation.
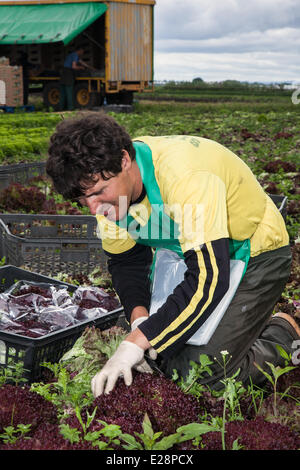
[0,340,6,365]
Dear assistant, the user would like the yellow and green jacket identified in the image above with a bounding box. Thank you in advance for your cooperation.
[96,136,289,359]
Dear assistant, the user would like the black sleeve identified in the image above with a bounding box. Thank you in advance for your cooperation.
[105,243,153,322]
[138,238,230,359]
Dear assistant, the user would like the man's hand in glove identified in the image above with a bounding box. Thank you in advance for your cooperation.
[91,340,144,397]
[91,328,154,397]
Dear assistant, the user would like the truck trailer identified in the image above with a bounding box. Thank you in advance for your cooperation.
[0,0,155,109]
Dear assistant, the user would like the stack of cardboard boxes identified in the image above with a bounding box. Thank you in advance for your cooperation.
[0,57,23,107]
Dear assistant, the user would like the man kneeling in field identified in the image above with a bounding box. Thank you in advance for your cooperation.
[46,112,300,397]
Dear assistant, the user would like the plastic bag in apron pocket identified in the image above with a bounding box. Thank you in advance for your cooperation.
[149,248,245,346]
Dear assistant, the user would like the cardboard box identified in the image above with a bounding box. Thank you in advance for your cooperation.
[0,65,23,106]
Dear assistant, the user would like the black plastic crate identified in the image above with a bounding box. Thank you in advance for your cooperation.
[269,194,288,221]
[0,161,46,191]
[0,194,287,276]
[0,213,108,276]
[0,265,123,383]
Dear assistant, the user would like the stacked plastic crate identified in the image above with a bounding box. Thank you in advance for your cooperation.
[0,57,23,107]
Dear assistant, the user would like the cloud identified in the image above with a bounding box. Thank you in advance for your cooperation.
[153,0,300,82]
[154,51,300,82]
[156,28,300,54]
[155,0,300,40]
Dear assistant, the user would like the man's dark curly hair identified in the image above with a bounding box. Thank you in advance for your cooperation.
[46,112,135,201]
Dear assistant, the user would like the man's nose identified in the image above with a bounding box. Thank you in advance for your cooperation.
[84,196,101,215]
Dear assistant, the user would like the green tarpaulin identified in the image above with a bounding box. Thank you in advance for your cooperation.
[0,2,107,45]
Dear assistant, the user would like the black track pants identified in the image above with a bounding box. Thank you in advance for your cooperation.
[159,245,293,389]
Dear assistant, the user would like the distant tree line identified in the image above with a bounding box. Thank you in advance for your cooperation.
[154,79,294,93]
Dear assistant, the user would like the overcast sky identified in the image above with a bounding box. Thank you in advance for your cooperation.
[153,0,300,83]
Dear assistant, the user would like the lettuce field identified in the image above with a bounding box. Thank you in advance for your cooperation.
[0,85,299,452]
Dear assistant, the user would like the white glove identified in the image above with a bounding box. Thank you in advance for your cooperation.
[131,316,158,361]
[91,340,147,397]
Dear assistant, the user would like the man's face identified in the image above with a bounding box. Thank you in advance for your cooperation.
[78,155,134,221]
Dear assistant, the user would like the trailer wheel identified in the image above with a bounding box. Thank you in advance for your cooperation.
[74,83,98,109]
[43,82,60,110]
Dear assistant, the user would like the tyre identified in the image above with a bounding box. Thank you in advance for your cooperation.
[43,82,60,110]
[74,83,98,109]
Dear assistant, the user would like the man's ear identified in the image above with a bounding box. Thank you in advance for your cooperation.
[121,150,132,170]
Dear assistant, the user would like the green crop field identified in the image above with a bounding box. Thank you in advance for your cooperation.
[0,85,299,242]
[0,85,300,451]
